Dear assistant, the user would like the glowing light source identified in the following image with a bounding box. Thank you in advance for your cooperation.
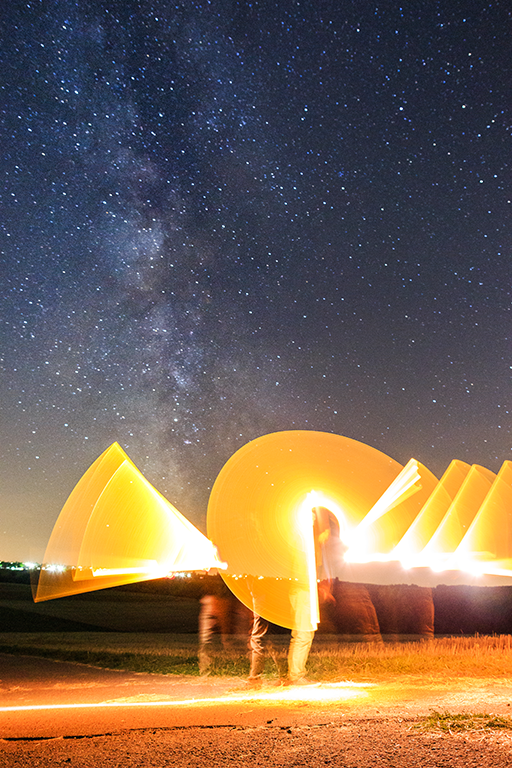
[393,459,471,567]
[34,432,512,615]
[297,491,321,629]
[420,463,496,571]
[346,458,439,562]
[34,443,220,602]
[207,430,403,630]
[0,680,370,713]
[452,460,512,576]
[208,431,512,629]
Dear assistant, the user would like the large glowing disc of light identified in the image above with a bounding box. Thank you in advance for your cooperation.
[35,443,218,602]
[207,430,403,630]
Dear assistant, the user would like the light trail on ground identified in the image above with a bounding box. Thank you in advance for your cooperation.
[0,682,373,713]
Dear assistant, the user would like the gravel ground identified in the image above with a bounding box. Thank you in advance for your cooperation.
[2,654,512,766]
[3,717,512,767]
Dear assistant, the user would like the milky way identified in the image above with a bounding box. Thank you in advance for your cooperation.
[1,1,510,560]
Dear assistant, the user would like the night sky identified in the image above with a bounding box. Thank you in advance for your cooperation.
[1,1,510,562]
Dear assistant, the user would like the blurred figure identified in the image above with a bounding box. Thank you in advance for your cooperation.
[198,572,240,675]
[326,580,382,639]
[246,505,347,686]
[246,574,281,686]
[287,591,316,684]
[367,584,434,640]
[247,612,272,685]
[287,506,337,684]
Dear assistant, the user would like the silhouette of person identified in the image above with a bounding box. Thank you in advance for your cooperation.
[287,505,335,684]
[247,505,345,686]
[198,572,238,675]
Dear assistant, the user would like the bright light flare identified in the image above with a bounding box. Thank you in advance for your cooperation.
[207,431,512,629]
[34,443,221,602]
[207,430,403,630]
[34,432,512,612]
[296,492,320,629]
[254,681,371,703]
[0,681,372,714]
[345,458,439,563]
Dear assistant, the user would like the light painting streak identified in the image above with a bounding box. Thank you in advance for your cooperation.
[34,432,512,625]
[34,443,222,602]
[297,492,320,630]
[0,682,372,713]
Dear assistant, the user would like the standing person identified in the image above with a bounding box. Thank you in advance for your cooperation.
[246,506,343,687]
[286,506,334,685]
[245,573,281,687]
[198,571,236,675]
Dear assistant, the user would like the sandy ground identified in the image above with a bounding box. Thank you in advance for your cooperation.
[2,654,512,766]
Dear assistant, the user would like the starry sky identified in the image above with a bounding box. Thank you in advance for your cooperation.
[1,0,510,562]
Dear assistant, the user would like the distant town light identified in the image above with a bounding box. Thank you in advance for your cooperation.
[47,564,66,573]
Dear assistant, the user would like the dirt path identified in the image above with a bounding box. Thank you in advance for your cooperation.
[2,654,512,766]
[3,717,512,767]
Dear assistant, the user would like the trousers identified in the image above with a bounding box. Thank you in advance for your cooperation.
[198,595,233,674]
[288,629,315,681]
[248,613,269,679]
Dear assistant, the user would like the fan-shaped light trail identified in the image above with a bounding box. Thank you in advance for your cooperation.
[34,442,222,603]
[35,432,512,632]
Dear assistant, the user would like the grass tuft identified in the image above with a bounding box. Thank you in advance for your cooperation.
[417,710,512,732]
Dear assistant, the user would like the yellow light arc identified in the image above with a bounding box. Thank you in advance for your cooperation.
[34,443,220,603]
[34,432,512,631]
[207,430,408,630]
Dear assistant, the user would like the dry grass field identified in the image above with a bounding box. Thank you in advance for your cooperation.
[2,579,512,682]
[3,632,512,680]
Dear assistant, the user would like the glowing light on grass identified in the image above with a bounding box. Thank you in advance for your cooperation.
[263,681,371,703]
[34,443,221,602]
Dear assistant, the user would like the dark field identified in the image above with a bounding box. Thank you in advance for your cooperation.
[3,571,512,636]
[0,580,201,634]
[3,575,512,682]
